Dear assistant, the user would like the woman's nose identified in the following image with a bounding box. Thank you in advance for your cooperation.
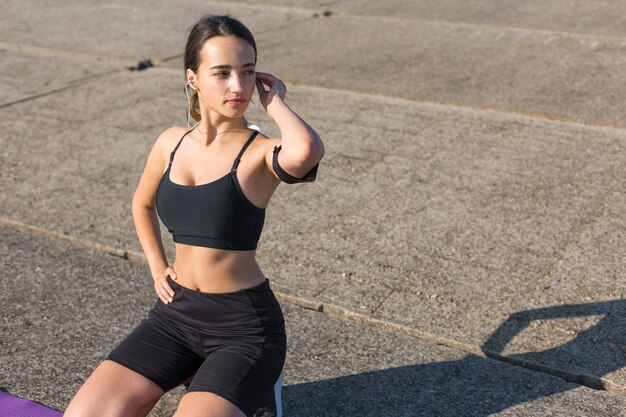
[229,74,243,93]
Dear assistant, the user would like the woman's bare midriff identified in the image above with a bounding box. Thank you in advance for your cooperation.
[172,243,266,293]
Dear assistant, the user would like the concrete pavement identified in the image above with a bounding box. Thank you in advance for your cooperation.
[1,1,625,415]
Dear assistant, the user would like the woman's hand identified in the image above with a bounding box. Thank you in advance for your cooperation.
[153,266,177,304]
[255,72,287,112]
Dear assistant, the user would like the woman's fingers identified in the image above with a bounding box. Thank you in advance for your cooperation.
[255,71,274,81]
[255,72,286,107]
[167,269,177,280]
[156,280,173,304]
[266,77,286,99]
[256,79,266,96]
[162,280,175,298]
[256,72,280,90]
[155,268,177,304]
[160,290,172,304]
[155,283,170,304]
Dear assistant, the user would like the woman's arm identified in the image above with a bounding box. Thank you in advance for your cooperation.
[131,128,179,303]
[256,72,325,180]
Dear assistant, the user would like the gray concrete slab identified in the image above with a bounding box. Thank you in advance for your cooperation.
[0,67,189,251]
[236,0,626,38]
[0,0,312,61]
[3,224,626,417]
[249,14,626,128]
[1,58,624,389]
[493,190,626,385]
[5,0,624,128]
[0,49,123,105]
[3,0,626,414]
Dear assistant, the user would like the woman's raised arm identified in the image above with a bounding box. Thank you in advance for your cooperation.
[256,72,325,182]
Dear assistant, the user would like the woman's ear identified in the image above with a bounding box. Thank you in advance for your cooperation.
[186,69,199,91]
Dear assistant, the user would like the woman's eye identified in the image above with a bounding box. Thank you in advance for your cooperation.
[214,70,254,77]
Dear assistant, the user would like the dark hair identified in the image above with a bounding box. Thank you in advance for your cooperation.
[184,14,257,122]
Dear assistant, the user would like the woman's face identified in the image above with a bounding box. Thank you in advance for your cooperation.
[189,35,257,119]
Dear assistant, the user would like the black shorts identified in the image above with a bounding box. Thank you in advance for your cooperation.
[106,275,287,417]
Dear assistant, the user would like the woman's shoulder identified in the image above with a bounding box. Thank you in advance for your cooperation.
[157,125,191,144]
[151,125,191,155]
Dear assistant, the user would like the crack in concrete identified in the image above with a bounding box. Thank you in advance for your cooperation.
[0,68,123,109]
[370,287,396,315]
[537,188,616,284]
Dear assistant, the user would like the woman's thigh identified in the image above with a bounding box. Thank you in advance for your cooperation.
[63,359,164,417]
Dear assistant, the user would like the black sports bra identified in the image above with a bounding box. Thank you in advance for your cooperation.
[156,129,265,250]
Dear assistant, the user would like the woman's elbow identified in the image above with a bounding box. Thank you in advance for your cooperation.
[313,137,325,159]
[132,192,154,212]
[302,137,325,164]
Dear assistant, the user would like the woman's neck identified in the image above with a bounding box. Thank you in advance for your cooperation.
[192,117,251,146]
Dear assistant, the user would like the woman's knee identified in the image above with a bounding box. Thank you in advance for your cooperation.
[64,360,164,417]
[173,392,246,417]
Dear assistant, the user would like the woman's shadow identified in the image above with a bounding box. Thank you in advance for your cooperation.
[282,300,626,416]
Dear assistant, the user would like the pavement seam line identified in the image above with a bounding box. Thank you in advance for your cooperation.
[0,41,136,67]
[149,64,626,134]
[0,216,134,261]
[202,0,626,43]
[2,216,625,396]
[285,84,626,135]
[330,12,626,44]
[4,41,626,132]
[320,302,626,396]
[187,0,325,18]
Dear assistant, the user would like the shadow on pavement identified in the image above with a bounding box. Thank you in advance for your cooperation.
[283,300,626,417]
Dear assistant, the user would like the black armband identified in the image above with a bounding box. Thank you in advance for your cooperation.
[272,145,319,184]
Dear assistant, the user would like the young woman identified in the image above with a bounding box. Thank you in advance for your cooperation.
[64,14,324,417]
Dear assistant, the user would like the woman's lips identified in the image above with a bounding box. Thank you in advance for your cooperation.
[227,99,245,106]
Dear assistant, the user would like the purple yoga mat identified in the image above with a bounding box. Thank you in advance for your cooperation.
[0,391,62,417]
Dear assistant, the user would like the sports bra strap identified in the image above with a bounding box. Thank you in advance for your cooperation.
[169,129,194,165]
[231,130,260,172]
